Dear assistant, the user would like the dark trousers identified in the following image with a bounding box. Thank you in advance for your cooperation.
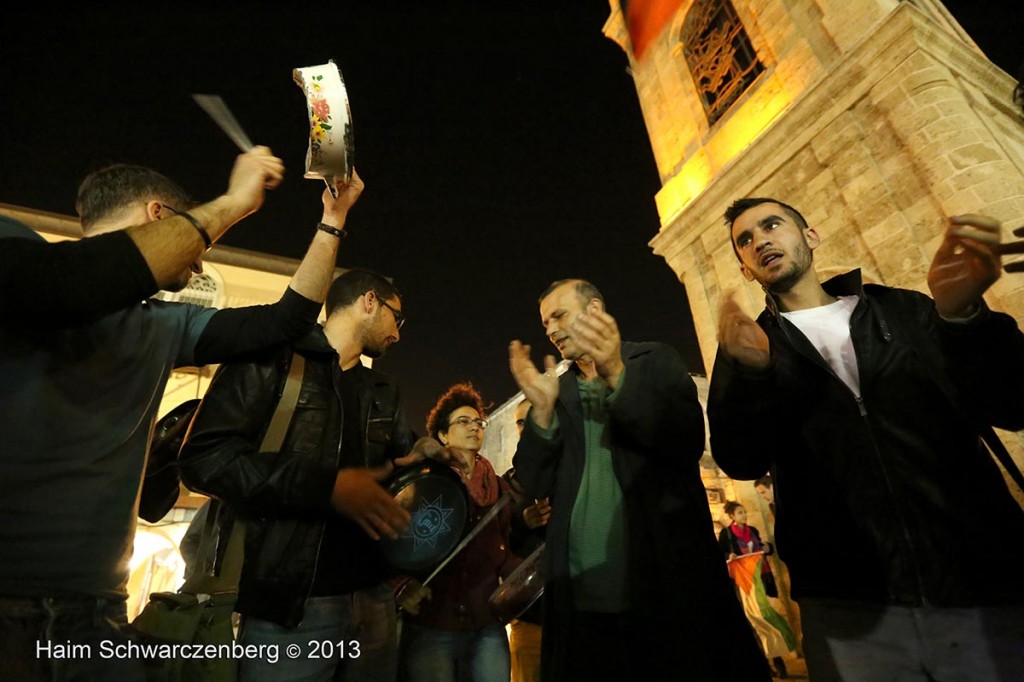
[0,594,145,682]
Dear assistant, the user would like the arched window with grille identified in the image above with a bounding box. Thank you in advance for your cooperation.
[681,0,764,126]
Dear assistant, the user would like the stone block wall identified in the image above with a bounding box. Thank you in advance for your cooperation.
[608,0,1024,489]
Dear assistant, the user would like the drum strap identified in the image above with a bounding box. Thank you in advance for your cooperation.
[981,425,1024,496]
[261,353,306,453]
[205,352,308,587]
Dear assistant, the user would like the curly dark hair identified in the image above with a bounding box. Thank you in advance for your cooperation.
[724,501,744,517]
[425,383,486,441]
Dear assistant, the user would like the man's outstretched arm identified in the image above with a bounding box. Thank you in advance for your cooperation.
[191,171,365,366]
[0,146,283,327]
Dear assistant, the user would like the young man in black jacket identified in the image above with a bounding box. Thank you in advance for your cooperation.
[709,199,1024,680]
[180,269,423,682]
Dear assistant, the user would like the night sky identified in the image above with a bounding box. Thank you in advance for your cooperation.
[1,3,1020,427]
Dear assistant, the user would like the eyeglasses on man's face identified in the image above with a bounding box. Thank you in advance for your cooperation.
[375,294,405,331]
[449,416,488,430]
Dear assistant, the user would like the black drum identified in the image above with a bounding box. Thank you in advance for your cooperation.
[139,398,202,522]
[489,542,545,623]
[379,462,470,572]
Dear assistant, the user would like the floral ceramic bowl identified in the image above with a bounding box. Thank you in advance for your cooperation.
[293,59,354,194]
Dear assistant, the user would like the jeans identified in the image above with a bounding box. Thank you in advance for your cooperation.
[0,594,145,682]
[800,599,1024,682]
[400,621,510,682]
[239,585,398,682]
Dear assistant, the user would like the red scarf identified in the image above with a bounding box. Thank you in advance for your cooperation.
[453,454,501,507]
[730,523,754,550]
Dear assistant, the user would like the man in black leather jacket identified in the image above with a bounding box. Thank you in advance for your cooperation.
[709,199,1024,681]
[181,269,421,682]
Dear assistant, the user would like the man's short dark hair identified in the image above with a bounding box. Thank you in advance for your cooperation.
[76,164,193,229]
[325,269,401,317]
[538,279,604,306]
[426,383,486,441]
[724,501,744,516]
[724,198,810,260]
[754,475,773,489]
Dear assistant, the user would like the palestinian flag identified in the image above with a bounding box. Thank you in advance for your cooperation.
[727,552,797,657]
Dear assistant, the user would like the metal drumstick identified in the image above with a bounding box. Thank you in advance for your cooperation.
[422,493,511,587]
[192,94,254,152]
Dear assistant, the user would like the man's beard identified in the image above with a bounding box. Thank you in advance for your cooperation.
[764,265,803,294]
[163,272,192,293]
[357,316,389,359]
[362,343,386,359]
[763,241,813,294]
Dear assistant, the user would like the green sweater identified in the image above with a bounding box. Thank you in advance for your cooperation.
[531,370,629,612]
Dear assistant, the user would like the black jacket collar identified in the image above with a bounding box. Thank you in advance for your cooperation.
[763,268,864,319]
[295,325,336,356]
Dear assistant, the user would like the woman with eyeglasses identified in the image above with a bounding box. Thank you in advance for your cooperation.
[397,383,517,682]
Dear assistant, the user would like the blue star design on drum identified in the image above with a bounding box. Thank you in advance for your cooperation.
[404,496,454,551]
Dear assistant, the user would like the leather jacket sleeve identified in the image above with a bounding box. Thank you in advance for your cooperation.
[606,343,705,461]
[707,347,778,481]
[179,352,339,519]
[382,386,417,462]
[934,300,1024,430]
[192,288,321,367]
[512,415,564,500]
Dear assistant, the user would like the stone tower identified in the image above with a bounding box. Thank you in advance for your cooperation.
[604,0,1024,476]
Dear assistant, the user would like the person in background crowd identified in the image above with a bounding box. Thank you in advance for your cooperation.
[719,501,788,678]
[754,475,776,518]
[398,383,518,682]
[503,399,549,682]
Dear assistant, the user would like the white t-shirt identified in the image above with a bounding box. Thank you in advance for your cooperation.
[781,295,861,396]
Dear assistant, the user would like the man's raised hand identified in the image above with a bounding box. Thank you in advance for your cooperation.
[718,295,770,369]
[225,146,285,217]
[928,215,1005,318]
[569,310,624,387]
[509,340,559,428]
[330,468,410,541]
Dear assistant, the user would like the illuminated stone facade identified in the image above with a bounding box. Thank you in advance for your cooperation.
[605,0,1024,498]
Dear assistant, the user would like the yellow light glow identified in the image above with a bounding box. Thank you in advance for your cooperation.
[656,151,713,221]
[655,75,796,220]
[711,79,794,166]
